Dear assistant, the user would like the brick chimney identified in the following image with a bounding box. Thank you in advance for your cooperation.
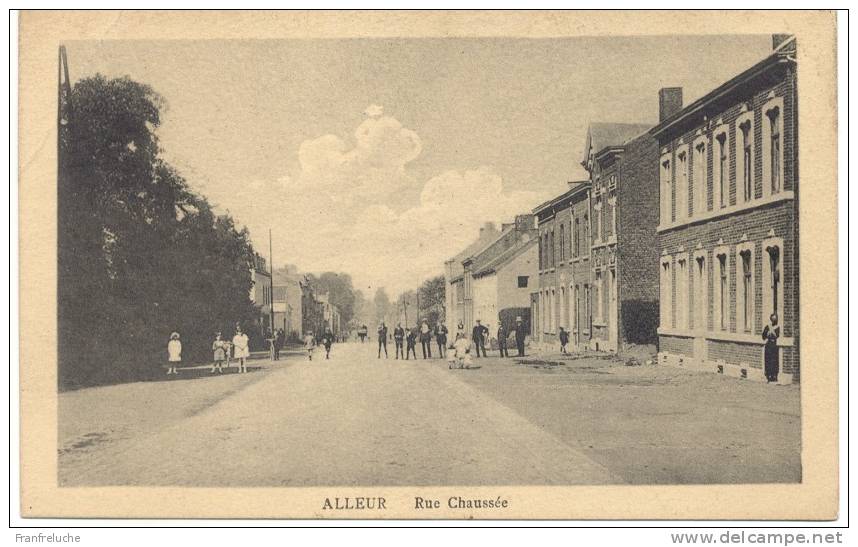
[658,87,683,123]
[514,214,535,233]
[772,34,792,50]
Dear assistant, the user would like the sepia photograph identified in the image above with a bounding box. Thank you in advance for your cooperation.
[16,10,840,521]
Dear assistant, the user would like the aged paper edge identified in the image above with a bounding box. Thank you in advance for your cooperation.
[17,10,839,520]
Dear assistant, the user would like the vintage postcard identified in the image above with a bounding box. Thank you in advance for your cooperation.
[17,10,839,520]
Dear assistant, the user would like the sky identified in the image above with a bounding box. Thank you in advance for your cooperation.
[67,35,772,297]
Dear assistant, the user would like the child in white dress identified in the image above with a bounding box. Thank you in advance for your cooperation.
[167,332,182,375]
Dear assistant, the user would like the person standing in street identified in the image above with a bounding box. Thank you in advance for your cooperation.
[377,322,388,359]
[274,328,285,361]
[514,316,527,357]
[456,321,466,340]
[320,328,334,360]
[497,322,509,358]
[762,313,781,383]
[166,332,182,375]
[303,330,316,361]
[211,332,227,373]
[419,319,432,359]
[393,323,405,359]
[232,326,250,373]
[559,326,569,355]
[358,324,368,343]
[434,320,448,358]
[405,326,418,360]
[472,319,488,358]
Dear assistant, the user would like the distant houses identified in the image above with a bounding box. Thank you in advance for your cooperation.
[443,34,799,383]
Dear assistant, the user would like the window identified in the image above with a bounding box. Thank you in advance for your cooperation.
[594,270,603,322]
[737,245,755,333]
[594,196,602,241]
[762,238,784,327]
[763,99,784,197]
[714,130,728,209]
[676,256,688,329]
[693,253,707,331]
[559,224,565,261]
[660,258,673,328]
[572,217,579,257]
[676,148,689,220]
[583,214,590,255]
[737,113,755,203]
[714,250,730,331]
[609,190,617,236]
[517,276,529,288]
[538,235,543,270]
[550,230,555,267]
[693,139,707,215]
[585,284,591,332]
[660,156,672,225]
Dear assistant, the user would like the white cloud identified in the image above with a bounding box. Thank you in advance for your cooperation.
[216,110,547,297]
[363,104,384,118]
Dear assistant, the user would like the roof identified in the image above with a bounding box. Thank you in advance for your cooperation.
[472,237,537,278]
[650,39,796,138]
[582,123,652,166]
[533,181,591,216]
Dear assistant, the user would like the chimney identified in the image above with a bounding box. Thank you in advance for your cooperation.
[479,222,496,237]
[772,34,792,50]
[658,87,683,123]
[514,214,535,233]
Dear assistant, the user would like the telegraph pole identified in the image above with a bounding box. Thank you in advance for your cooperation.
[269,228,275,333]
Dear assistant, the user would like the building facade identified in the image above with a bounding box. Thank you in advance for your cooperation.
[444,222,502,329]
[653,36,799,383]
[250,253,272,333]
[446,217,536,333]
[582,123,660,353]
[533,182,592,351]
[273,267,303,340]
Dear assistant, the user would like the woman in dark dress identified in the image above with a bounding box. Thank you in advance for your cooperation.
[762,313,781,383]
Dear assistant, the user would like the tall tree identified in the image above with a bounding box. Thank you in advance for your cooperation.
[58,74,259,388]
[373,287,391,324]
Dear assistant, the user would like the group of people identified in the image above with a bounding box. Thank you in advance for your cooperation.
[372,316,528,365]
[164,325,252,376]
[303,328,336,361]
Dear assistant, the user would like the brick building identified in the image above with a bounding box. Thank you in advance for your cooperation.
[250,252,272,333]
[581,123,660,353]
[532,181,591,350]
[272,265,303,340]
[653,36,798,383]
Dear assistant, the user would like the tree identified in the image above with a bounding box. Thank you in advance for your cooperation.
[417,275,445,323]
[373,288,391,324]
[58,74,259,388]
[305,272,357,326]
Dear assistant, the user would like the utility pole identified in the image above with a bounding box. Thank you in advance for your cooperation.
[269,228,275,333]
[416,290,421,325]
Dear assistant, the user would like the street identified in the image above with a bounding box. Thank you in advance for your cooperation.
[58,342,800,487]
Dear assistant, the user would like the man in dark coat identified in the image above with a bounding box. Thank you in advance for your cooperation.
[472,319,488,358]
[762,313,781,383]
[497,322,509,358]
[514,316,527,357]
[377,323,388,359]
[434,320,448,358]
[405,327,418,360]
[393,323,405,359]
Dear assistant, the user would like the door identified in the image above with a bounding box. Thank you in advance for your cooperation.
[609,268,618,350]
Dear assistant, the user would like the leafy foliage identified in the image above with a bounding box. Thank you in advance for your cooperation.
[58,75,260,389]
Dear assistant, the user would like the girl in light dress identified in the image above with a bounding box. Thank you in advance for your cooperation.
[166,332,182,375]
[232,326,250,373]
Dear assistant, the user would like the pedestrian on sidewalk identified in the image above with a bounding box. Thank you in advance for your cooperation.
[321,328,334,360]
[274,328,285,361]
[211,332,227,373]
[559,326,569,355]
[497,322,509,358]
[514,316,527,357]
[419,319,432,359]
[377,322,388,359]
[393,323,405,359]
[434,320,448,358]
[762,313,781,383]
[405,326,418,360]
[472,319,488,358]
[232,326,250,373]
[166,332,182,375]
[303,330,316,361]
